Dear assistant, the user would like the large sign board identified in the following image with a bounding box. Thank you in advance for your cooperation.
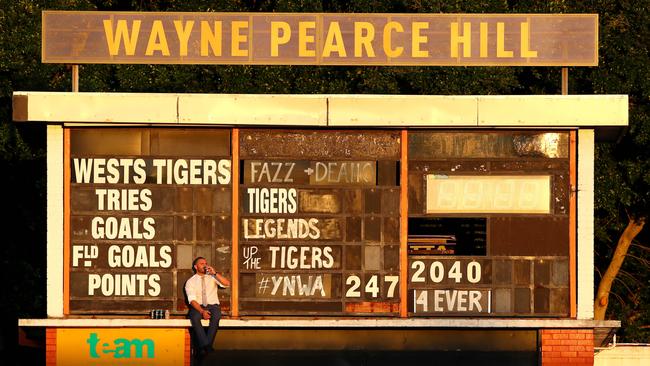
[67,128,571,318]
[56,328,186,365]
[42,11,597,66]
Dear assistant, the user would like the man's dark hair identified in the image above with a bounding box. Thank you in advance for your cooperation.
[192,256,205,273]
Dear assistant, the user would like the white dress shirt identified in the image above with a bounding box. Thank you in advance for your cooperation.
[185,273,225,306]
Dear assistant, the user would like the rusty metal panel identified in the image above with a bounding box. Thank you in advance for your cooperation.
[42,12,597,66]
[408,172,424,214]
[175,187,193,213]
[71,128,231,156]
[381,188,400,215]
[383,246,399,271]
[514,288,531,313]
[514,261,531,285]
[410,160,490,173]
[550,288,570,314]
[409,131,569,159]
[174,215,193,241]
[363,246,381,271]
[343,189,363,214]
[150,129,230,156]
[194,188,215,213]
[364,217,381,242]
[345,217,362,242]
[490,217,569,256]
[364,189,382,214]
[490,160,569,171]
[383,217,400,244]
[551,260,569,286]
[345,246,362,270]
[553,174,570,215]
[534,287,550,313]
[534,260,551,286]
[493,288,512,313]
[71,129,147,155]
[298,190,342,214]
[493,260,512,285]
[345,302,399,313]
[196,215,212,241]
[213,215,232,241]
[377,161,398,186]
[240,130,400,159]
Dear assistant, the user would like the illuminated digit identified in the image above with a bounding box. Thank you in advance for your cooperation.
[435,180,457,210]
[415,290,428,312]
[448,261,462,283]
[462,180,482,210]
[345,275,361,298]
[467,261,481,283]
[365,275,379,298]
[411,261,425,282]
[429,261,444,283]
[518,181,538,209]
[493,180,514,210]
[384,275,399,298]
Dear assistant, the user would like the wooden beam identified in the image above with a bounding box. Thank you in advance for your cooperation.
[231,128,240,318]
[569,130,577,318]
[63,128,70,315]
[399,129,408,317]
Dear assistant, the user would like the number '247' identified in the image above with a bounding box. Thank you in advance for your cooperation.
[345,275,399,298]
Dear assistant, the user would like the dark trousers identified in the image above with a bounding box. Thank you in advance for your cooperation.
[189,304,221,349]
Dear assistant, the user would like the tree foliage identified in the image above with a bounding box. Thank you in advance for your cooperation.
[1,1,649,356]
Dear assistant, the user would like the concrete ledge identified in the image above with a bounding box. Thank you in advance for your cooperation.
[13,92,628,128]
[19,317,620,329]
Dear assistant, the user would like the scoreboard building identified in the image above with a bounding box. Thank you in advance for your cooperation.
[16,11,626,366]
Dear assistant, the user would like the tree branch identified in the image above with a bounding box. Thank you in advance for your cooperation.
[594,217,646,320]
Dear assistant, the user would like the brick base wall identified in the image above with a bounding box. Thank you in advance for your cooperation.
[541,329,594,365]
[46,328,56,366]
[185,329,191,366]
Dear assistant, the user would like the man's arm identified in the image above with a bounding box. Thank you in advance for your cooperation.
[189,300,210,319]
[215,272,231,287]
[185,279,211,319]
[206,265,231,287]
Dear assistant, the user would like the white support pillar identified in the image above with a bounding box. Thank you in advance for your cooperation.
[577,129,595,319]
[47,124,64,317]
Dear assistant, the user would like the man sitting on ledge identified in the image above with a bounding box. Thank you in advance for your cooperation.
[185,256,230,357]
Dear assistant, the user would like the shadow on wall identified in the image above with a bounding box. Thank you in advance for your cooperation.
[197,350,538,366]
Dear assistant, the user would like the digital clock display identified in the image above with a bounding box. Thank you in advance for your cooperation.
[426,175,551,214]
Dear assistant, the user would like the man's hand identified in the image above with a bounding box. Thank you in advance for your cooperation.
[201,309,211,320]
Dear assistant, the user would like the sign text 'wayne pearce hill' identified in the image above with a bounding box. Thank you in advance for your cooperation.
[42,12,597,66]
